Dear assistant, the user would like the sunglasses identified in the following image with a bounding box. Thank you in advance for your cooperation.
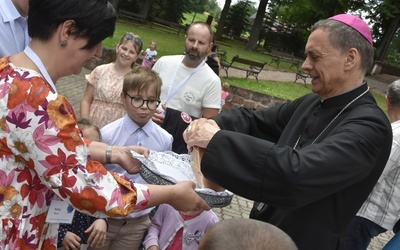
[124,33,143,50]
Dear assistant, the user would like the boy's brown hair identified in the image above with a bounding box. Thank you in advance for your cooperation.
[122,66,162,99]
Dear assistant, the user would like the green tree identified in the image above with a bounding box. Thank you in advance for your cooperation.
[386,26,400,66]
[224,0,254,37]
[118,0,196,23]
[360,0,400,43]
[244,0,268,50]
[153,0,194,22]
[214,0,232,41]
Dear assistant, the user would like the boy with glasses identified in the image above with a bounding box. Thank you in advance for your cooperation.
[93,66,173,250]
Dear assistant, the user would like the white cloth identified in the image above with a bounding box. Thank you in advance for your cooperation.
[357,119,400,230]
[101,114,173,218]
[144,48,157,60]
[0,0,29,57]
[152,55,221,118]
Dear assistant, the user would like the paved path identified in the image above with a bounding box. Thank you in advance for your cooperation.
[57,67,393,249]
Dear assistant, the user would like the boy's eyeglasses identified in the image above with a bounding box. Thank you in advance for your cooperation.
[124,92,161,111]
[124,33,143,49]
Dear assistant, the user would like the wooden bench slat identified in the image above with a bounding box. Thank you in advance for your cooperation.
[118,9,146,22]
[151,18,188,35]
[294,70,310,86]
[269,50,303,70]
[221,55,267,82]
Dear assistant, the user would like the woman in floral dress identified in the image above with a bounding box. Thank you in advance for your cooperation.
[80,32,143,128]
[0,1,209,249]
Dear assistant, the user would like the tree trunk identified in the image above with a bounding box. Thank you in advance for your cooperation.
[140,0,153,20]
[244,0,268,50]
[375,15,400,61]
[109,0,120,12]
[215,0,232,41]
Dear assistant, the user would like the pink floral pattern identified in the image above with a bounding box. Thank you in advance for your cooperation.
[0,57,149,249]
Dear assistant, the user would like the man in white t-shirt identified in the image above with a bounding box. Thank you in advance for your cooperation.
[152,21,221,120]
[152,21,221,153]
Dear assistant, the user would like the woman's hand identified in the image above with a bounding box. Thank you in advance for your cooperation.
[86,219,107,248]
[114,146,150,174]
[183,118,220,150]
[146,181,211,212]
[88,142,149,174]
[168,181,211,212]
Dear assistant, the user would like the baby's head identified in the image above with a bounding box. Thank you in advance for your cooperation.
[222,82,230,91]
[121,66,162,127]
[77,118,101,142]
[149,41,156,50]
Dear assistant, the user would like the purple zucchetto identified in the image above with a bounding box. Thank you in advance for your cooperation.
[329,14,373,45]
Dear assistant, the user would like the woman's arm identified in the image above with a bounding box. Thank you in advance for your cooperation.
[146,182,209,211]
[88,141,149,174]
[213,56,222,70]
[80,83,94,119]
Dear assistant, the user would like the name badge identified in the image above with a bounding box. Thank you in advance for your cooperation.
[45,200,75,224]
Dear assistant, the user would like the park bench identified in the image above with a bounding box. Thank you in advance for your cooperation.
[221,55,267,82]
[294,70,310,86]
[269,50,303,70]
[118,9,146,22]
[151,18,188,35]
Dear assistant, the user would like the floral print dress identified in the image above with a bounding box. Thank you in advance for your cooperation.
[0,57,150,249]
[86,63,126,128]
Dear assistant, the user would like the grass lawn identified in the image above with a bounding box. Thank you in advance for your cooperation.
[102,17,387,115]
[227,77,387,116]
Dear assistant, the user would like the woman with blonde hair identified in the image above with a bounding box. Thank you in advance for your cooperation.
[80,32,143,128]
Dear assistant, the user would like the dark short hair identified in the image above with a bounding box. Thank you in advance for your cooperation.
[28,0,117,50]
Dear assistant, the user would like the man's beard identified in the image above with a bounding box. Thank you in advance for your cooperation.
[185,48,205,62]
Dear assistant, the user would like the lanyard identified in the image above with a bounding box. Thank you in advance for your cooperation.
[165,58,205,104]
[23,46,57,93]
[0,0,29,51]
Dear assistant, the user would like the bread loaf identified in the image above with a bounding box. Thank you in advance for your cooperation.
[190,147,224,191]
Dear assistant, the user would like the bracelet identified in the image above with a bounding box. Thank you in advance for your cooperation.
[106,145,112,164]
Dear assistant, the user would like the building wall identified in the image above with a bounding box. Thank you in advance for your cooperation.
[223,85,288,111]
